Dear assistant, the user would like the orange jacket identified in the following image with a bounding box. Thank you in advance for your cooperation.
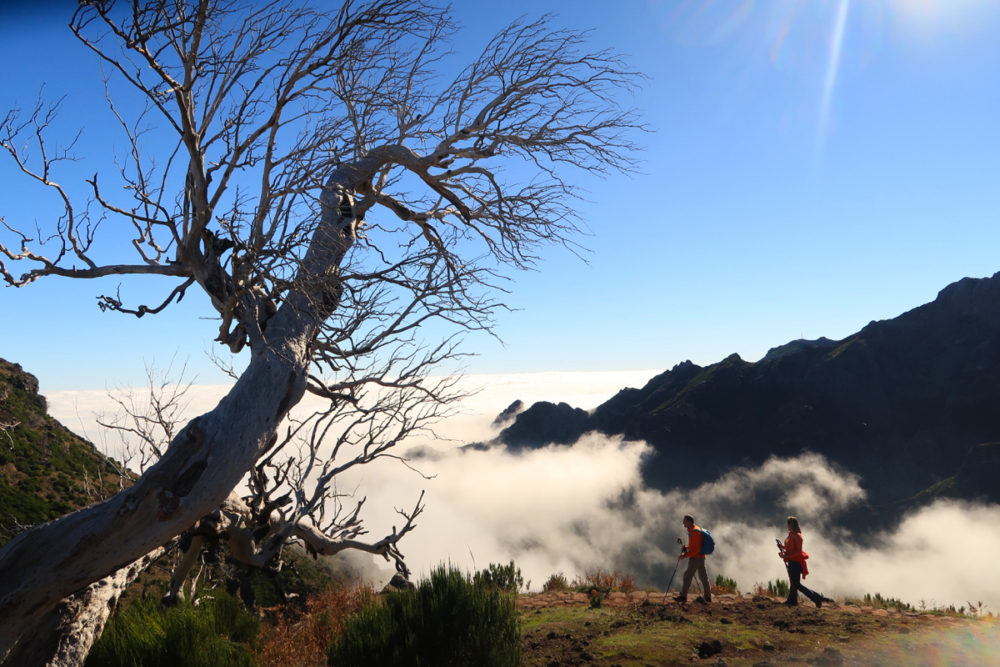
[684,524,705,558]
[782,531,810,577]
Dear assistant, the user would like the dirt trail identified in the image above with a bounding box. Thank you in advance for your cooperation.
[517,591,998,666]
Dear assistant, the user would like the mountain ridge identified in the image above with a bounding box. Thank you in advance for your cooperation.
[498,272,1000,517]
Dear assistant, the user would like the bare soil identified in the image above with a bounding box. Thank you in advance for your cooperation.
[517,591,999,666]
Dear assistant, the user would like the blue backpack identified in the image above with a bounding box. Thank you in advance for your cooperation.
[699,528,715,555]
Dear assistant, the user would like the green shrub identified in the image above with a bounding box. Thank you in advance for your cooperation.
[86,593,258,667]
[714,574,738,593]
[542,572,569,592]
[472,560,523,593]
[766,579,790,597]
[845,592,914,612]
[329,564,520,667]
[588,589,603,609]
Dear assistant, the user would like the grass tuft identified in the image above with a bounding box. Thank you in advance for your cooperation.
[713,574,738,594]
[86,593,258,667]
[542,572,570,592]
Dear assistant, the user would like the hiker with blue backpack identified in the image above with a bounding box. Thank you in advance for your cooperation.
[674,514,714,603]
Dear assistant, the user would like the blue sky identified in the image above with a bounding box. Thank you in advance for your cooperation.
[3,0,1000,392]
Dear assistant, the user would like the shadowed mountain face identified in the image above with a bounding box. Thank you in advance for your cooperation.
[500,273,1000,513]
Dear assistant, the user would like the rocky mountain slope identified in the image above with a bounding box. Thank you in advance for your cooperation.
[499,273,1000,516]
[0,359,123,545]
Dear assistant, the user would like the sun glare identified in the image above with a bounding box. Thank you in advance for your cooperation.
[890,0,991,33]
[893,0,981,19]
[655,0,991,168]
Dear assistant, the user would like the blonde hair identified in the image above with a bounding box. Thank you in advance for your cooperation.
[786,516,801,533]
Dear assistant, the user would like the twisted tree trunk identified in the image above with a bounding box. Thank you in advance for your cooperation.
[0,177,357,662]
[2,550,164,667]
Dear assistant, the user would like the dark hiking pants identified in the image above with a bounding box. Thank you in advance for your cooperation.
[785,561,821,605]
[680,557,711,600]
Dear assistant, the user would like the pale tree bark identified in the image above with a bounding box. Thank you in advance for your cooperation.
[1,549,165,667]
[0,0,644,662]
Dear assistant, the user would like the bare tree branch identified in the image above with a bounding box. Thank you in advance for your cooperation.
[0,0,645,660]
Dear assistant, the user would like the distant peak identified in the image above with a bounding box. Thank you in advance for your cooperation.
[762,337,837,362]
[492,399,525,427]
[934,272,1000,303]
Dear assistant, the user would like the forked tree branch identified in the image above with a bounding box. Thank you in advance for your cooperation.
[0,1,644,660]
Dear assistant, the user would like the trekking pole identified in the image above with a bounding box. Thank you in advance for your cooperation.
[776,538,791,594]
[663,538,684,598]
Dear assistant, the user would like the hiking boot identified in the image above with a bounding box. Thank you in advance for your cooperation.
[695,596,708,604]
[815,598,822,608]
[673,595,687,603]
[783,600,797,606]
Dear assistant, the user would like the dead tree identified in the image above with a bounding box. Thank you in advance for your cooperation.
[99,367,435,609]
[0,0,643,661]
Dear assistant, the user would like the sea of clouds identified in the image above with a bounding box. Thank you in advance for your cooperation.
[47,370,1000,611]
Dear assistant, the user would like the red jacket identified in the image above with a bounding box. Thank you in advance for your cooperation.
[684,524,705,559]
[782,531,810,577]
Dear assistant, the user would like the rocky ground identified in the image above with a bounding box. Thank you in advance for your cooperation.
[516,591,999,666]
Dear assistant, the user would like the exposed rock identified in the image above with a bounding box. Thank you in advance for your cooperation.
[497,272,1000,521]
[492,399,525,427]
[698,638,723,658]
[383,572,415,592]
[500,401,590,449]
[809,647,845,665]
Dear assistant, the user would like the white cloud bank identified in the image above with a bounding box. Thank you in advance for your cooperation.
[380,438,1000,612]
[45,371,1000,611]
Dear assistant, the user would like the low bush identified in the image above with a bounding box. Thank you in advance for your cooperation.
[587,588,603,609]
[255,585,373,667]
[542,572,570,592]
[845,592,913,612]
[768,579,790,597]
[572,569,635,594]
[714,574,738,594]
[86,593,258,667]
[753,579,790,598]
[329,564,520,666]
[473,560,524,593]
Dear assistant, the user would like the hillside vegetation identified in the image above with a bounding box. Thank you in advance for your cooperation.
[0,358,124,545]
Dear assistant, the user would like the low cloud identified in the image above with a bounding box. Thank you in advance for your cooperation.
[46,372,1000,611]
[351,429,1000,611]
[824,500,1000,608]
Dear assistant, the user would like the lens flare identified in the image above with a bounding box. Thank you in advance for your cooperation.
[889,0,994,40]
[816,0,851,162]
[893,0,987,22]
